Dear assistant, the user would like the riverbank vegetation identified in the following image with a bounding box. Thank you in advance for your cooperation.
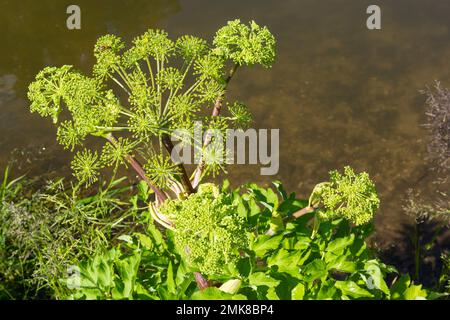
[1,20,448,300]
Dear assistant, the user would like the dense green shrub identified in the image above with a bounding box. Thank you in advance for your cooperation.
[63,175,437,300]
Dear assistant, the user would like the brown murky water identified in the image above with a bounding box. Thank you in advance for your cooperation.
[1,0,449,247]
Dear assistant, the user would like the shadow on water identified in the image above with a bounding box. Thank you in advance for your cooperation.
[378,219,449,288]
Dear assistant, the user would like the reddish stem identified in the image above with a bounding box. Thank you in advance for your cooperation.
[288,206,316,220]
[162,134,195,194]
[193,272,209,290]
[105,134,167,203]
[192,64,239,188]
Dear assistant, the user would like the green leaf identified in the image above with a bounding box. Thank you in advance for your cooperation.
[334,280,374,299]
[252,234,283,257]
[316,283,337,300]
[147,224,165,249]
[294,236,311,250]
[134,233,153,250]
[303,259,328,281]
[364,259,389,294]
[137,180,149,201]
[326,234,355,253]
[327,255,357,273]
[237,257,252,277]
[267,249,301,275]
[266,287,280,300]
[248,272,280,288]
[166,261,176,294]
[117,235,133,244]
[113,251,141,299]
[390,274,411,300]
[269,210,285,234]
[403,284,428,300]
[266,188,279,208]
[291,283,305,300]
[191,287,247,300]
[272,181,288,200]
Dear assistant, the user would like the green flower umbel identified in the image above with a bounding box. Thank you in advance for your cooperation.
[159,184,248,276]
[309,166,380,226]
[71,149,103,187]
[213,20,276,68]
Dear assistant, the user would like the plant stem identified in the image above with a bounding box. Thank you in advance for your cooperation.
[192,64,239,188]
[145,58,155,88]
[287,206,316,221]
[105,134,167,203]
[110,76,130,95]
[162,134,195,194]
[414,221,421,281]
[193,272,209,290]
[266,206,316,236]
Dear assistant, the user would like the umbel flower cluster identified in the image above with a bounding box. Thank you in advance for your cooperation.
[309,166,380,226]
[159,183,248,276]
[27,20,276,197]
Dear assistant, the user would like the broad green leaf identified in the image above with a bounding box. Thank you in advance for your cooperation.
[267,249,301,275]
[390,274,411,300]
[326,234,355,253]
[291,283,305,300]
[298,249,312,266]
[114,251,141,299]
[166,261,176,294]
[191,287,247,300]
[236,197,248,218]
[237,257,252,277]
[266,188,279,208]
[134,283,159,300]
[252,234,283,257]
[403,284,428,300]
[317,283,337,300]
[294,236,311,250]
[334,280,373,299]
[266,287,280,300]
[269,210,285,234]
[364,259,389,294]
[327,255,357,273]
[248,272,280,288]
[147,224,165,248]
[134,233,153,250]
[249,198,261,216]
[303,259,327,281]
[175,260,191,286]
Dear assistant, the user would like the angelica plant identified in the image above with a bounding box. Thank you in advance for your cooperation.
[27,21,275,289]
[28,20,276,207]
